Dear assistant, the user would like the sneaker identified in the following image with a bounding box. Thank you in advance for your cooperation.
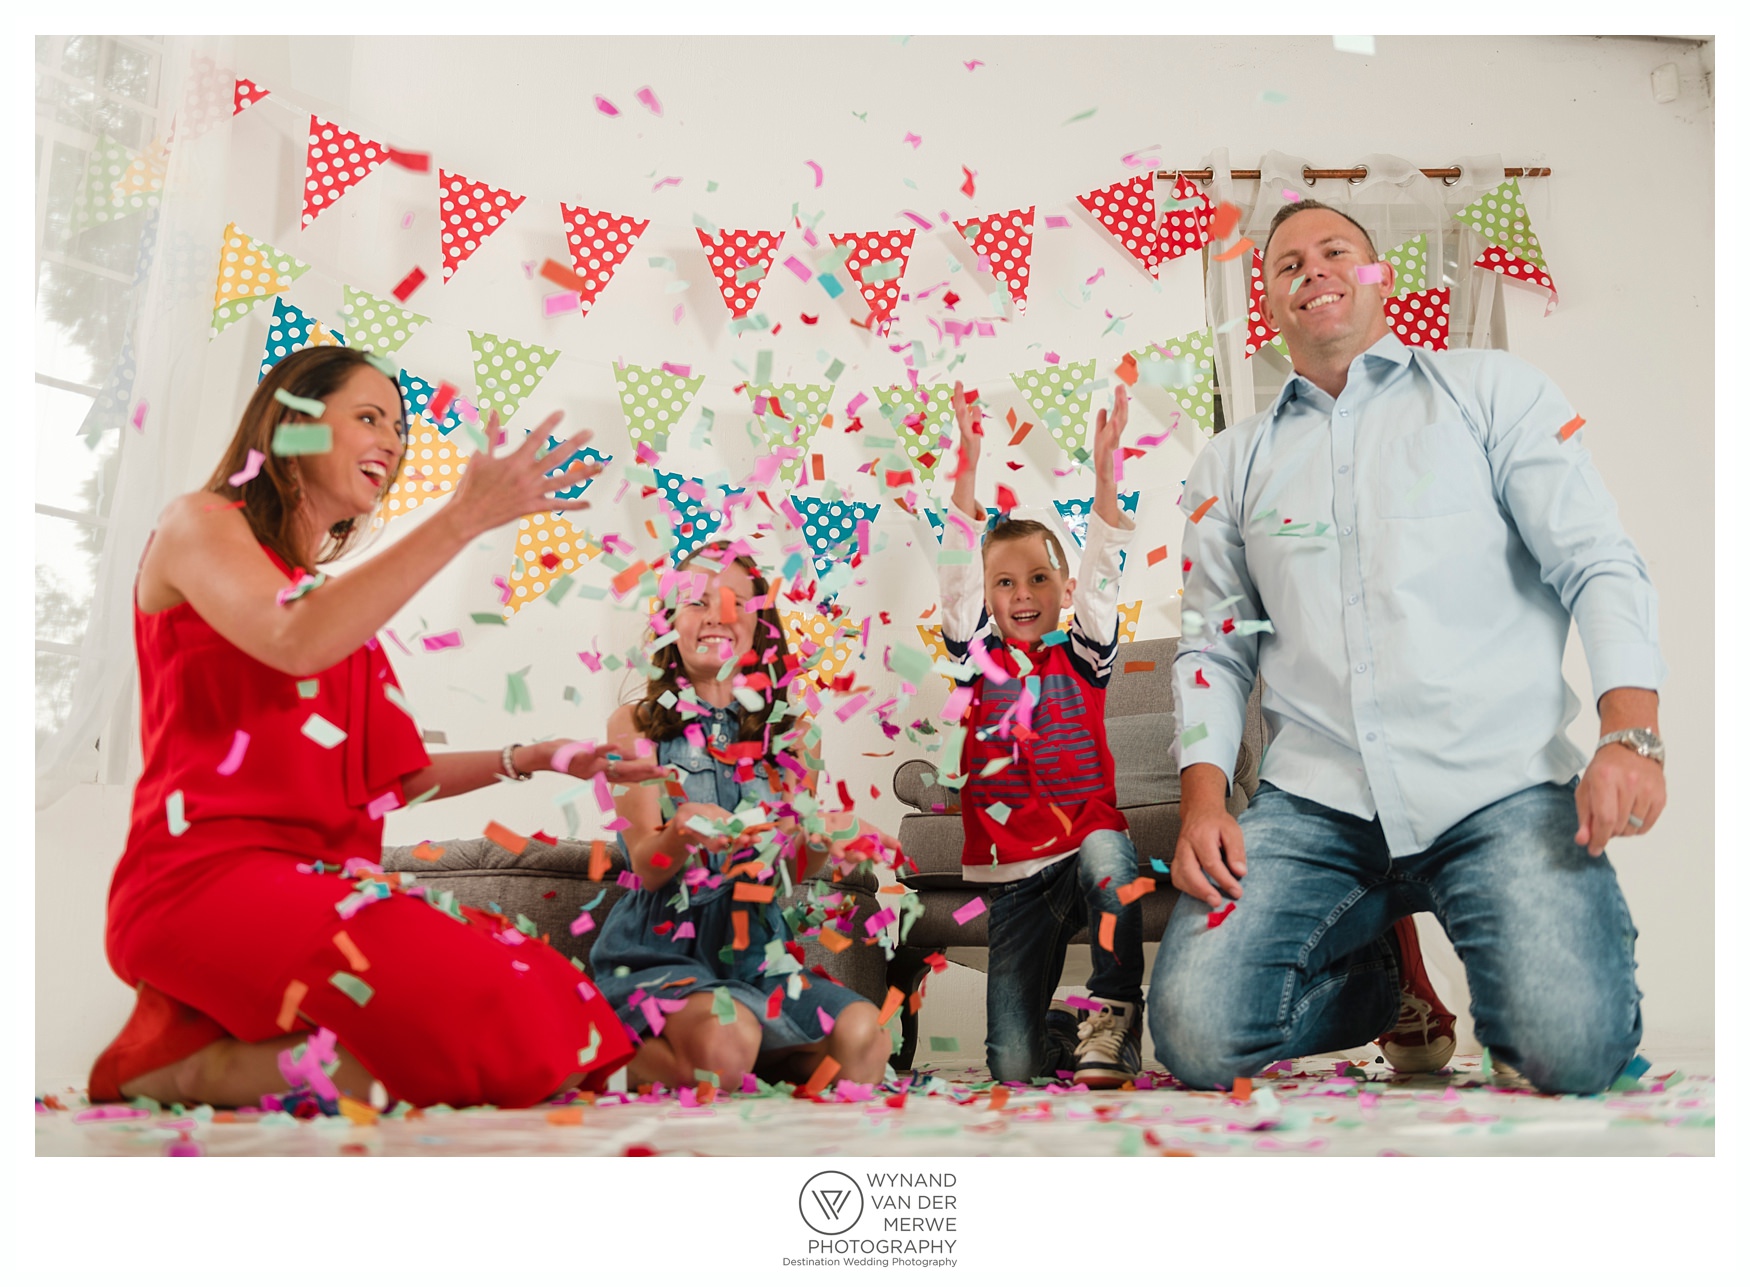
[1043,1001,1081,1080]
[1377,917,1457,1073]
[1074,999,1143,1088]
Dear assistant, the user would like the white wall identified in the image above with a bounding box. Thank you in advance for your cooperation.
[36,34,1714,1090]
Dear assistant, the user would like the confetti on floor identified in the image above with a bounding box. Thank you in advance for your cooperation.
[34,1054,1713,1158]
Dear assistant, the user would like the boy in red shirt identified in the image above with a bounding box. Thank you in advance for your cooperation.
[937,382,1142,1086]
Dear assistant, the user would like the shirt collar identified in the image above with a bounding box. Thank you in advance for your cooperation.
[1268,331,1412,417]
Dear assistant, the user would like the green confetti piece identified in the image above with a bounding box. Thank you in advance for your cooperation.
[712,986,738,1025]
[514,912,539,936]
[1233,619,1275,636]
[273,389,326,417]
[504,668,533,714]
[295,679,319,699]
[754,349,773,387]
[330,971,374,1006]
[735,263,767,285]
[1381,234,1429,295]
[405,784,440,807]
[1063,107,1097,124]
[984,800,1012,826]
[469,612,507,625]
[823,357,846,383]
[1181,722,1209,747]
[339,285,430,360]
[613,361,705,456]
[1260,89,1289,104]
[928,1036,960,1052]
[300,713,348,749]
[469,330,561,427]
[165,789,190,837]
[1404,471,1435,504]
[545,574,574,605]
[271,423,333,456]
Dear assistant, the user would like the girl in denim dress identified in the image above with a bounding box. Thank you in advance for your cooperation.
[590,544,896,1092]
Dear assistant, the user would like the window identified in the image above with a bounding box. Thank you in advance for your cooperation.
[34,36,167,758]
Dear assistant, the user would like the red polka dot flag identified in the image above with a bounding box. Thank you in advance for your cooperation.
[1245,248,1280,359]
[1159,174,1215,262]
[558,203,651,319]
[696,227,785,318]
[1472,246,1558,306]
[439,170,526,282]
[1075,174,1162,276]
[829,229,916,331]
[232,78,269,116]
[1385,288,1451,351]
[302,114,388,229]
[951,206,1036,312]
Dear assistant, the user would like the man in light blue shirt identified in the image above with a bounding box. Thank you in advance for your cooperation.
[1149,200,1668,1094]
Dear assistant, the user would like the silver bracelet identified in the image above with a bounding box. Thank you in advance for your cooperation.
[500,743,533,781]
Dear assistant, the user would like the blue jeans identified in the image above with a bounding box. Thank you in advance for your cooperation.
[1149,780,1643,1094]
[986,829,1143,1082]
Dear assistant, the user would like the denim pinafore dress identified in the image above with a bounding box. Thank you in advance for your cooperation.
[589,703,867,1050]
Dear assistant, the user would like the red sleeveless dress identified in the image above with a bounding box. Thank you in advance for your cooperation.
[102,544,633,1107]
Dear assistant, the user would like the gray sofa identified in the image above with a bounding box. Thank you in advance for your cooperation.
[884,635,1265,1069]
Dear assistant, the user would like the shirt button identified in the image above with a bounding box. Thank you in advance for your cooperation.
[1339,410,1350,417]
[1355,664,1367,673]
[1338,465,1350,474]
[1366,733,1378,742]
[1347,594,1359,604]
[1341,526,1353,535]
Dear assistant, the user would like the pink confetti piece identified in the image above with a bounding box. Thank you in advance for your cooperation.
[651,176,681,191]
[1085,267,1106,286]
[1356,262,1385,284]
[1044,215,1071,229]
[365,790,400,820]
[975,253,991,273]
[817,1006,836,1034]
[577,977,599,1002]
[228,448,266,486]
[1044,350,1061,364]
[1062,995,1103,1011]
[660,362,692,377]
[594,95,620,116]
[672,304,684,325]
[805,160,824,188]
[570,911,596,936]
[550,739,597,773]
[421,631,463,652]
[544,289,581,316]
[781,256,813,282]
[215,729,250,776]
[593,774,615,812]
[1281,187,1302,202]
[900,209,934,229]
[635,85,662,115]
[672,922,696,940]
[903,132,923,148]
[130,400,148,431]
[401,211,415,229]
[952,896,987,925]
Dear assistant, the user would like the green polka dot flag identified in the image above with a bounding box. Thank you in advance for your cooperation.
[469,331,560,427]
[70,136,143,233]
[615,362,706,456]
[1382,234,1429,296]
[1453,178,1547,269]
[874,385,955,481]
[340,286,430,361]
[1130,328,1219,435]
[1010,360,1097,460]
[748,383,834,486]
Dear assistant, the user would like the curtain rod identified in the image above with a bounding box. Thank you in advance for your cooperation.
[1159,166,1551,186]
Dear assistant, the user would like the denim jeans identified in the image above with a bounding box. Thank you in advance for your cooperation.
[1148,780,1643,1094]
[986,829,1144,1082]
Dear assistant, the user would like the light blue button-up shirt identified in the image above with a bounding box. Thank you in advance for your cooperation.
[1172,333,1666,856]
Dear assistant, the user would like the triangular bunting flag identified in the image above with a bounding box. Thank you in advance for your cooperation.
[505,513,601,618]
[793,495,879,587]
[696,227,785,318]
[615,362,705,456]
[829,230,915,331]
[559,203,650,319]
[340,286,430,360]
[70,136,147,233]
[176,54,234,144]
[380,420,469,522]
[916,624,949,666]
[399,370,465,437]
[259,298,347,381]
[873,385,954,482]
[212,223,310,336]
[1052,493,1141,549]
[439,170,526,283]
[782,611,861,690]
[1061,600,1141,644]
[952,207,1035,312]
[302,114,389,228]
[1075,174,1162,276]
[1381,234,1428,295]
[1010,360,1098,460]
[1130,328,1219,434]
[1245,248,1286,360]
[543,433,611,505]
[1473,246,1557,301]
[1159,174,1215,263]
[1454,178,1548,269]
[653,471,743,561]
[1385,288,1451,351]
[111,137,168,208]
[920,503,945,543]
[748,384,834,487]
[234,77,270,115]
[469,331,560,427]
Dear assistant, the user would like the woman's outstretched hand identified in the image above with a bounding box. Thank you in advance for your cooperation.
[444,410,605,538]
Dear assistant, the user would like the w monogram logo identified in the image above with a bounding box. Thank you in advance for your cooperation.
[798,1170,864,1234]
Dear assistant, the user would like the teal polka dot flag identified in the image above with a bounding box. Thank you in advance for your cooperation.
[543,435,612,505]
[794,495,880,585]
[655,470,743,561]
[399,370,465,436]
[258,298,347,382]
[1053,492,1140,572]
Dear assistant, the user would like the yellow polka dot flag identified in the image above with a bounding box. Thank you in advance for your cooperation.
[782,611,860,688]
[379,421,468,523]
[212,223,310,337]
[504,513,601,618]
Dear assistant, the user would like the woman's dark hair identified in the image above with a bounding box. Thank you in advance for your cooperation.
[203,346,407,572]
[633,542,799,746]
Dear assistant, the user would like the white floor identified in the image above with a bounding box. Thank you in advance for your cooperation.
[35,1051,1713,1158]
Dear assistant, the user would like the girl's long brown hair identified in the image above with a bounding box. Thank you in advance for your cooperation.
[204,346,407,572]
[633,543,798,746]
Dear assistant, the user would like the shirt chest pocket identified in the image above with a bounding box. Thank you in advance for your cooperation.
[1374,419,1495,519]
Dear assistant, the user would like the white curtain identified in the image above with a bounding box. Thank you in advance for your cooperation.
[36,36,238,810]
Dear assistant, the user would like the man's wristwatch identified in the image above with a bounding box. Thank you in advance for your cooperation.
[1596,727,1665,766]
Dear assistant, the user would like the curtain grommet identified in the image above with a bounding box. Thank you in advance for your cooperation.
[1347,165,1369,185]
[1442,164,1463,187]
[1301,165,1317,187]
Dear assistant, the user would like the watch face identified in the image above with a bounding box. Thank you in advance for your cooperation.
[1626,730,1654,753]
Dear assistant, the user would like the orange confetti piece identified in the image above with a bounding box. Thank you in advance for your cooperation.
[332,930,370,973]
[1146,545,1169,567]
[611,560,651,596]
[337,1096,379,1126]
[720,585,738,622]
[878,986,905,1025]
[275,979,308,1032]
[587,839,611,882]
[988,1086,1010,1111]
[811,453,825,480]
[1123,660,1156,673]
[1211,201,1242,240]
[1231,1077,1253,1102]
[1114,353,1139,386]
[732,910,750,951]
[801,1055,841,1096]
[1558,415,1585,441]
[484,820,529,856]
[818,927,852,953]
[1189,496,1219,524]
[540,258,590,292]
[1212,236,1255,263]
[732,881,776,903]
[1098,910,1116,952]
[411,841,445,862]
[1008,419,1033,446]
[1049,803,1073,834]
[546,1106,585,1125]
[1116,876,1157,905]
[644,519,659,540]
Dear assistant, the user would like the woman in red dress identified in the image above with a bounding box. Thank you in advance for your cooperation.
[93,344,649,1109]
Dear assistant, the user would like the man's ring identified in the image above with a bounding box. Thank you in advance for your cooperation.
[1627,814,1645,830]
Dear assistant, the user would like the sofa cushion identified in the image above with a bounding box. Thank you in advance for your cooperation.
[1108,714,1181,808]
